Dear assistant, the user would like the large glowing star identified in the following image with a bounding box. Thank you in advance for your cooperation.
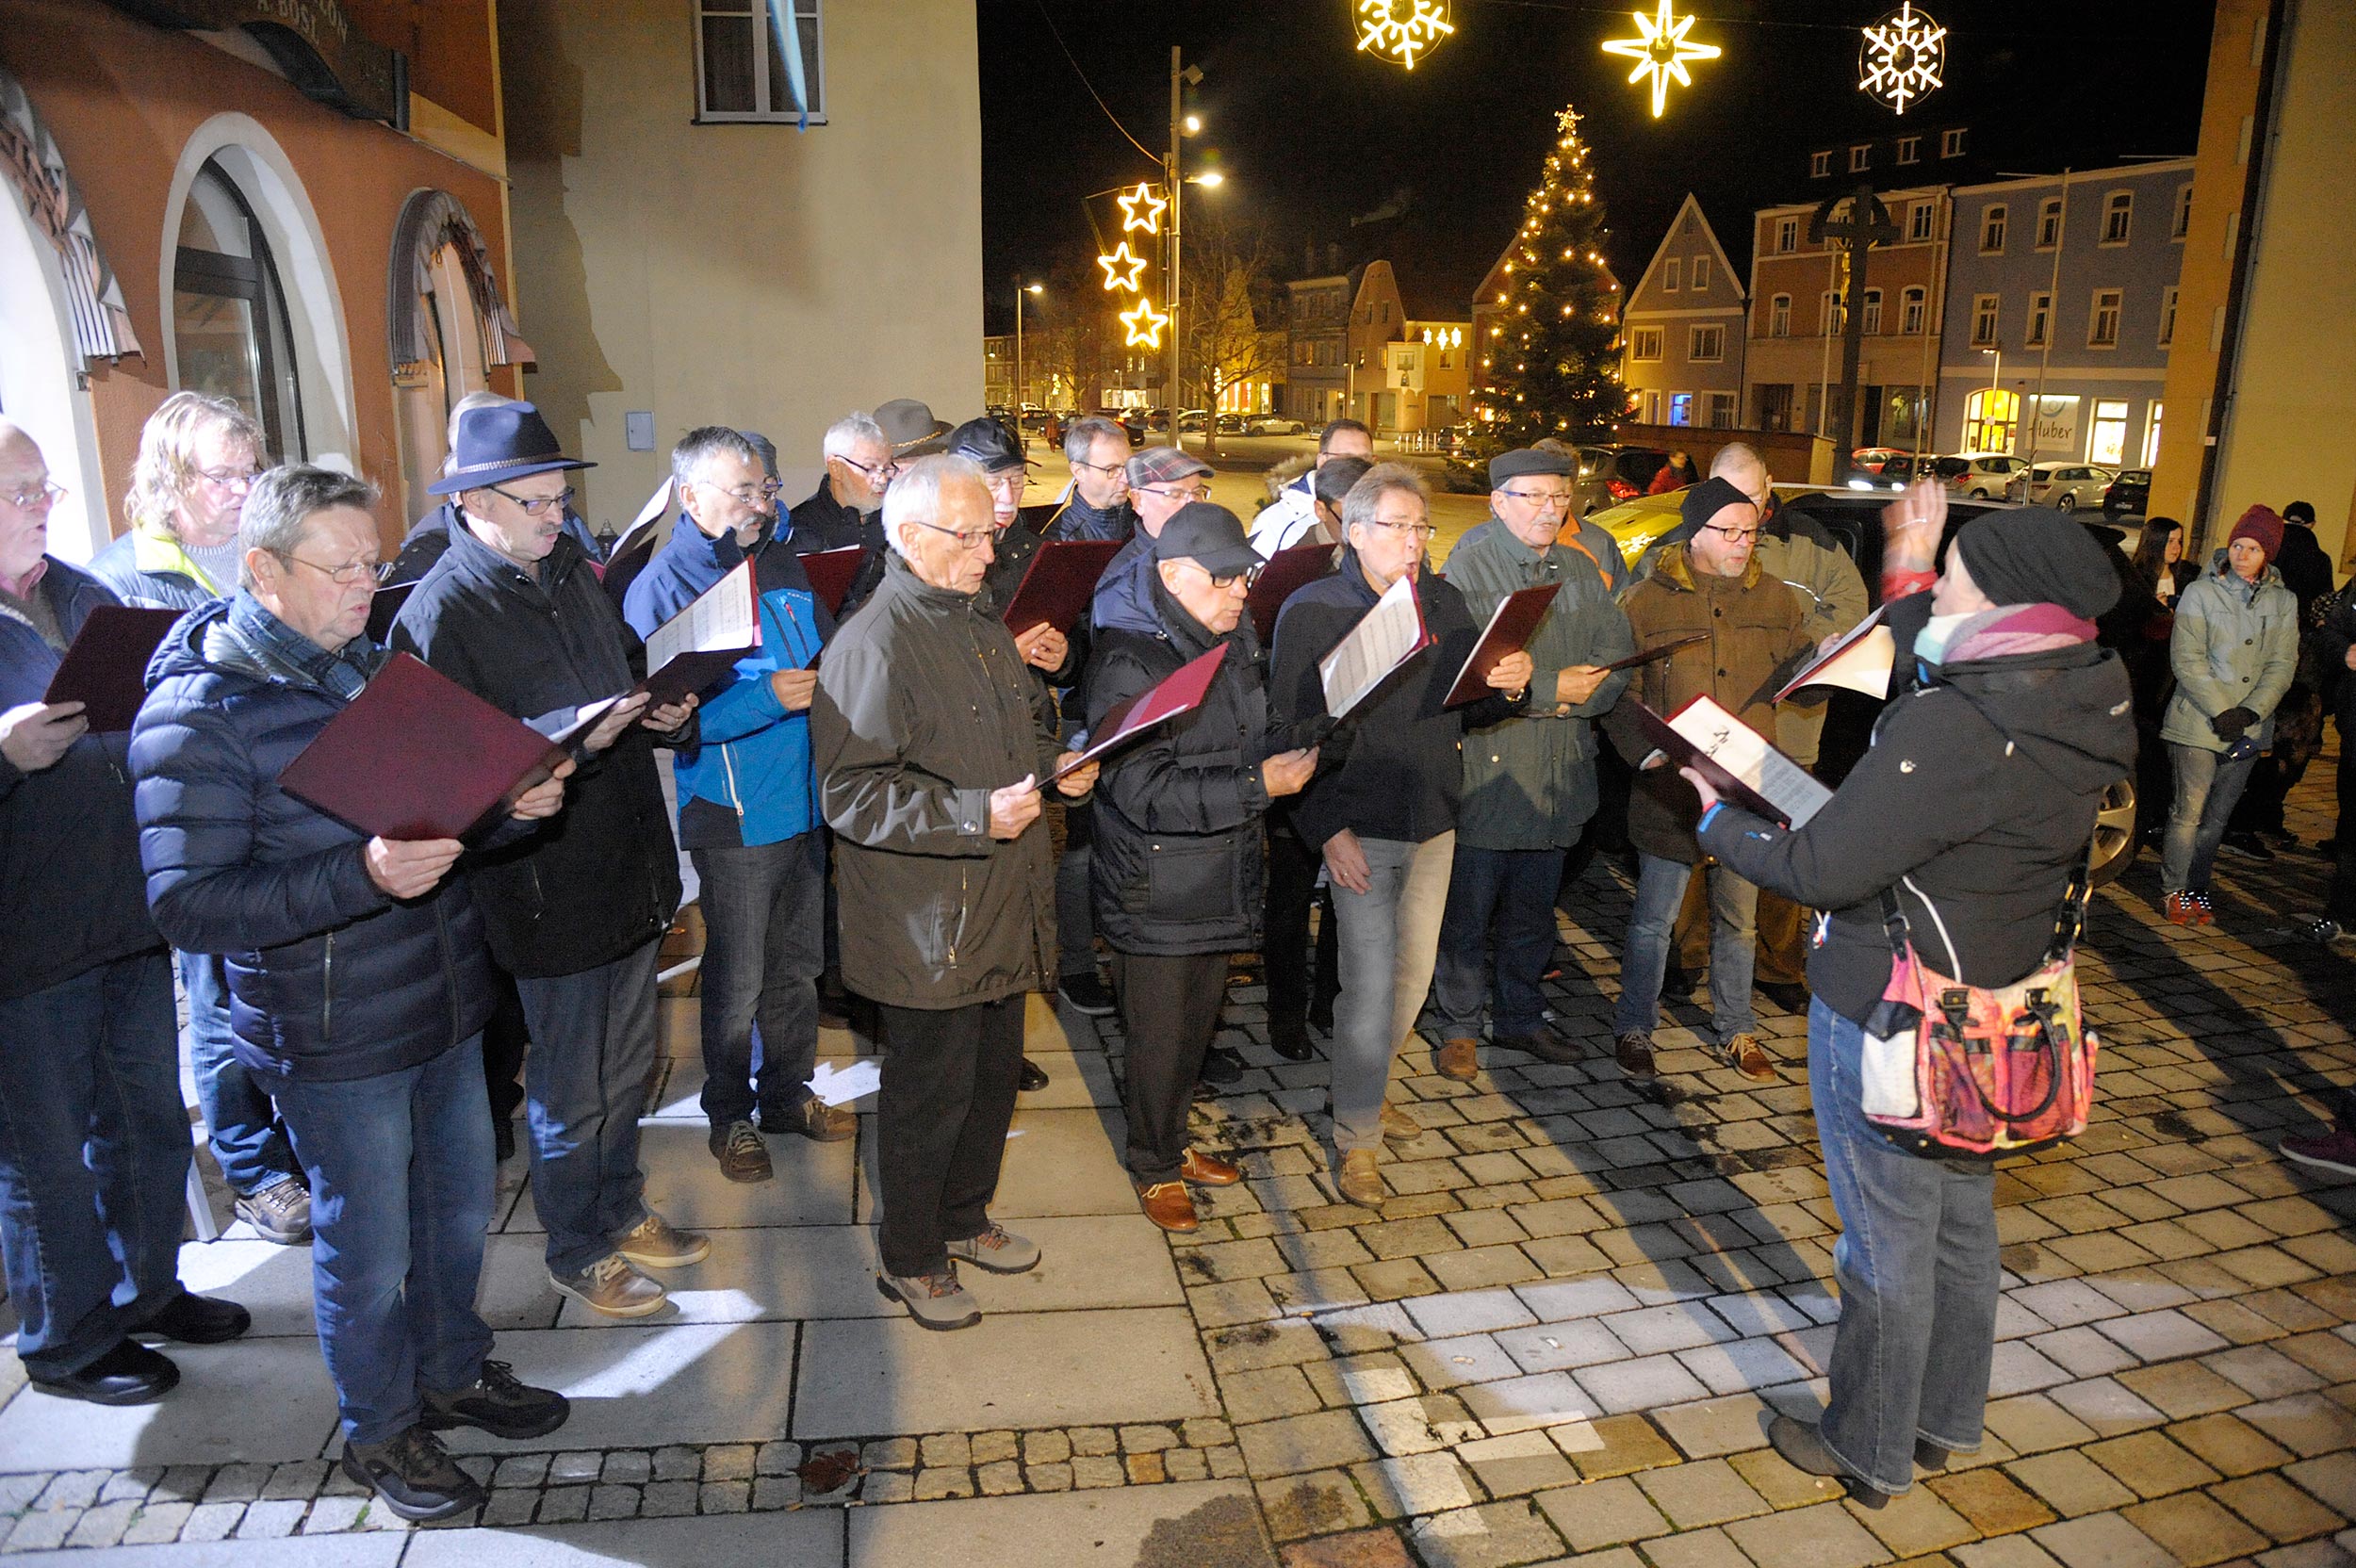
[1355,0,1454,71]
[1117,182,1168,236]
[1600,0,1721,119]
[1120,299,1169,350]
[1096,243,1148,293]
[1858,3,1946,114]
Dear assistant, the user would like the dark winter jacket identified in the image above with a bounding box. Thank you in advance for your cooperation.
[2275,524,2334,624]
[789,475,882,558]
[1604,543,1811,863]
[87,527,227,612]
[393,524,682,978]
[2318,585,2356,725]
[1044,493,1135,545]
[812,552,1067,1009]
[1086,576,1278,956]
[132,596,497,1080]
[1700,596,2136,1022]
[1269,549,1526,851]
[0,561,164,1002]
[1090,532,1160,638]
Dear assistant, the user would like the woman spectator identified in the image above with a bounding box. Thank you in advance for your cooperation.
[1684,483,2134,1506]
[2112,517,2189,841]
[1645,449,1698,495]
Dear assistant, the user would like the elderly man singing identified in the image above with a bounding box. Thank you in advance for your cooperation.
[813,455,1096,1331]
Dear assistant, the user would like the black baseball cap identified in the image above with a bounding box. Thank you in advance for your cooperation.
[944,416,1031,474]
[1151,502,1260,578]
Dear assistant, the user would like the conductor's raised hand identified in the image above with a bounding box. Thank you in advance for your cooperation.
[581,692,651,753]
[1486,649,1535,696]
[509,758,574,822]
[988,775,1043,839]
[1882,477,1947,578]
[1053,751,1097,797]
[365,836,465,900]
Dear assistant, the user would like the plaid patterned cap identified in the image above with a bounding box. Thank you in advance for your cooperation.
[1125,445,1213,488]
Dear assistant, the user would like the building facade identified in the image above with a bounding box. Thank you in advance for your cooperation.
[1283,270,1353,424]
[1744,185,1951,450]
[1935,160,2194,469]
[1,0,523,559]
[1621,194,1747,431]
[1376,319,1471,435]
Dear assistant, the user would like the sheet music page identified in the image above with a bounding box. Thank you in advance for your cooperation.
[1775,603,1894,701]
[647,560,757,672]
[1666,695,1833,828]
[1317,573,1428,721]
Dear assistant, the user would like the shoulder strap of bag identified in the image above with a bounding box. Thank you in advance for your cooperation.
[1878,831,2096,984]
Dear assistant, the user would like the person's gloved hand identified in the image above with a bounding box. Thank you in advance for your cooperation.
[2210,706,2257,742]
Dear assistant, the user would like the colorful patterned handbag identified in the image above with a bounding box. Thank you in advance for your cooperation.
[1857,857,2099,1159]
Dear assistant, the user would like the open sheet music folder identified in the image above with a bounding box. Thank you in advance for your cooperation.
[1629,694,1832,830]
[1317,572,1432,723]
[636,560,761,707]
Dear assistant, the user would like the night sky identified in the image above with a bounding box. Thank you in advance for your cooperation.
[978,0,2217,335]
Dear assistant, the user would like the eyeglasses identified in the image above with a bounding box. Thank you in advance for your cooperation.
[3,479,65,511]
[1072,458,1126,477]
[277,551,381,586]
[909,518,995,550]
[482,483,575,517]
[197,465,264,489]
[1207,564,1262,590]
[1499,489,1574,510]
[695,476,784,507]
[1138,483,1211,503]
[838,455,900,482]
[1368,520,1439,540]
[983,470,1027,494]
[1700,523,1762,543]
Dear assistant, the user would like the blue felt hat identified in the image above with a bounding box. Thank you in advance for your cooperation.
[427,401,595,495]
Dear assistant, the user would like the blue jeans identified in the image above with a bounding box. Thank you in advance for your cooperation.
[0,954,190,1380]
[1330,832,1455,1152]
[1810,998,2000,1497]
[1432,842,1567,1039]
[691,833,825,1128]
[1613,854,1759,1041]
[516,941,658,1278]
[2161,741,2259,894]
[177,949,296,1194]
[270,1037,497,1445]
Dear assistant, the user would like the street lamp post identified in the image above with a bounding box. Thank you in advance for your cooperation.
[1014,281,1041,441]
[1165,47,1202,425]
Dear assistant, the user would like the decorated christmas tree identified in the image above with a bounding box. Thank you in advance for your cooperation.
[1471,106,1626,455]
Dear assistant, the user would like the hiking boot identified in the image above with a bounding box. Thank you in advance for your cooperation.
[1614,1031,1657,1077]
[1335,1148,1384,1207]
[235,1175,313,1246]
[339,1426,484,1522]
[614,1211,709,1269]
[1199,1045,1246,1085]
[2282,1125,2356,1179]
[764,1096,855,1142]
[135,1291,251,1345]
[876,1266,981,1331]
[1767,1414,1887,1510]
[1378,1101,1423,1145]
[1056,971,1117,1016]
[709,1119,773,1184]
[1435,1037,1481,1082]
[1018,1056,1051,1091]
[550,1253,666,1318]
[1137,1180,1198,1233]
[422,1359,569,1440]
[946,1222,1039,1274]
[1179,1148,1241,1186]
[1724,1033,1777,1083]
[1493,1026,1582,1066]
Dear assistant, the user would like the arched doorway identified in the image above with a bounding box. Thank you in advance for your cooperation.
[387,189,535,522]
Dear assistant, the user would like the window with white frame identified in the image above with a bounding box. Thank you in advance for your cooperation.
[1809,151,1832,178]
[1821,291,1843,335]
[2102,191,2133,245]
[2089,287,2121,347]
[1850,145,1871,172]
[2142,401,2164,466]
[2037,197,2063,249]
[2090,400,2129,466]
[1775,216,1799,253]
[1897,135,1921,164]
[1940,127,1967,157]
[695,0,826,122]
[2172,184,2192,240]
[1668,392,1693,426]
[1861,289,1883,335]
[1707,392,1738,428]
[2025,290,2051,348]
[1689,323,1725,361]
[1908,202,1935,241]
[1980,204,2007,253]
[1900,286,1925,335]
[1692,254,1710,290]
[1972,293,1999,346]
[1629,326,1663,361]
[1662,257,1680,292]
[2158,284,2179,348]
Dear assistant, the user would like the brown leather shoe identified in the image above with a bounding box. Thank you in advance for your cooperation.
[1435,1037,1481,1082]
[708,1119,773,1184]
[767,1096,855,1142]
[1492,1026,1582,1066]
[1178,1149,1241,1186]
[1137,1180,1198,1233]
[1614,1031,1657,1077]
[1724,1033,1777,1083]
[1378,1101,1423,1145]
[1336,1148,1385,1207]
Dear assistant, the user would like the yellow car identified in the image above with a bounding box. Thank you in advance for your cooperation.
[1584,483,1869,571]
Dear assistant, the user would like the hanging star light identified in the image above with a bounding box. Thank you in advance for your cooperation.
[1096,242,1148,293]
[1120,298,1169,350]
[1600,0,1721,119]
[1355,0,1455,71]
[1117,182,1168,236]
[1857,3,1946,114]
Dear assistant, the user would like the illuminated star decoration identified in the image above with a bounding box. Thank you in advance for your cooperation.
[1858,3,1946,114]
[1117,182,1168,236]
[1600,0,1721,119]
[1096,243,1148,293]
[1355,0,1455,71]
[1119,298,1169,350]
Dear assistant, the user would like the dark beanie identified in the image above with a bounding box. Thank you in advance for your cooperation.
[2284,499,2315,527]
[2229,505,2284,563]
[1954,506,2119,621]
[1679,476,1753,532]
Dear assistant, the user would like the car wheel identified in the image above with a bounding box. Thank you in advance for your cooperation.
[2088,776,2138,889]
[1971,488,1989,498]
[2056,493,2076,512]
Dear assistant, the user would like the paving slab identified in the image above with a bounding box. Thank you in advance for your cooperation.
[435,1322,798,1455]
[14,1536,407,1567]
[0,1336,339,1472]
[856,1105,1140,1223]
[847,1477,1274,1565]
[405,1511,844,1565]
[504,1119,859,1232]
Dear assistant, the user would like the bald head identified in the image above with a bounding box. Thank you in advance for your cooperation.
[0,418,40,476]
[1709,443,1770,510]
[0,419,57,582]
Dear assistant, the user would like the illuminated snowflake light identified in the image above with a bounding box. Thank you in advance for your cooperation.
[1355,0,1455,71]
[1120,298,1169,350]
[1096,243,1147,293]
[1858,3,1946,115]
[1601,0,1721,119]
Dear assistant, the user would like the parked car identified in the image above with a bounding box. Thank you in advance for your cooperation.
[1572,444,1672,515]
[1095,409,1147,447]
[1175,409,1210,433]
[1941,452,2028,498]
[1211,413,1245,435]
[2102,468,2151,521]
[1849,447,1906,474]
[2005,462,2117,512]
[1246,414,1307,436]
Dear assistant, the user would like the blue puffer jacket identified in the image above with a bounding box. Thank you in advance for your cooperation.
[623,514,831,847]
[131,597,497,1083]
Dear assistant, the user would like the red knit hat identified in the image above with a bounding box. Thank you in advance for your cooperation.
[2229,504,2284,563]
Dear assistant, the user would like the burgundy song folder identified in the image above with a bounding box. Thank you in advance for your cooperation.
[277,653,569,841]
[1047,642,1229,783]
[1246,542,1335,643]
[799,547,868,618]
[365,580,417,646]
[1442,583,1562,707]
[1000,539,1122,635]
[42,605,183,732]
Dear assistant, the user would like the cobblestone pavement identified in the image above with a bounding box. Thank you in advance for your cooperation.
[3,760,2352,1565]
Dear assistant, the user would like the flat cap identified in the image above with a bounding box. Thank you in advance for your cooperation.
[1126,445,1214,489]
[1488,448,1574,487]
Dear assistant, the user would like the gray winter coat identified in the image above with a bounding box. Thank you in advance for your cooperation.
[2160,553,2299,752]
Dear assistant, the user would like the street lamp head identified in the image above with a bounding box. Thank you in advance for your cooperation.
[1183,113,1202,134]
[1025,283,1044,295]
[1192,171,1225,188]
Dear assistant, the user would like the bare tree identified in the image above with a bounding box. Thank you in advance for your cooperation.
[1181,210,1284,459]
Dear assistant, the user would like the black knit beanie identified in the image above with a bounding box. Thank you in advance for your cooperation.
[1954,506,2120,620]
